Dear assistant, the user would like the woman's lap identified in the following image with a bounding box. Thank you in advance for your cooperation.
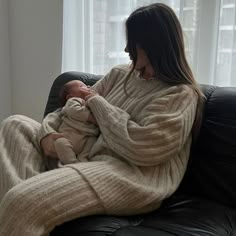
[0,166,104,236]
[0,115,104,235]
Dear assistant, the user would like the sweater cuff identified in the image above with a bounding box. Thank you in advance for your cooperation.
[36,128,57,147]
[87,95,114,124]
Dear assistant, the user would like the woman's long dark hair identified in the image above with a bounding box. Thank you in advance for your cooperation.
[125,3,205,141]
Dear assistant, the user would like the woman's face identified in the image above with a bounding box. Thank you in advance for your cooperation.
[125,45,155,80]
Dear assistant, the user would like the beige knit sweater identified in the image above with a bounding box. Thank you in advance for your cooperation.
[0,64,198,235]
[38,64,198,213]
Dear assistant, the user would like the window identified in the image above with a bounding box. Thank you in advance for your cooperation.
[62,0,236,86]
[216,0,236,85]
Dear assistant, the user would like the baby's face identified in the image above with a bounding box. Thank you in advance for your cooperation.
[66,81,89,99]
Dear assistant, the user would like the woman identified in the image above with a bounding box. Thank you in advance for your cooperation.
[0,3,204,236]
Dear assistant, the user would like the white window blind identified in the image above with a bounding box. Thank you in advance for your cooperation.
[62,0,236,86]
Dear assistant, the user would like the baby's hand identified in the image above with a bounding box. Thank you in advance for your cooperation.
[79,88,98,101]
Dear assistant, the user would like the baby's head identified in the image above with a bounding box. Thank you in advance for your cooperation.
[59,80,88,106]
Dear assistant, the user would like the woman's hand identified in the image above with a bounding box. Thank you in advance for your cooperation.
[80,88,98,124]
[40,133,64,158]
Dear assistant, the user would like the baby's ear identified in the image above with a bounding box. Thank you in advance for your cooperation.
[66,94,71,100]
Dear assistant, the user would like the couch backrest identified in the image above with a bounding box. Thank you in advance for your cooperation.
[179,85,236,207]
[45,73,236,207]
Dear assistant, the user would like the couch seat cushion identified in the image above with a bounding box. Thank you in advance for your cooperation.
[51,194,236,236]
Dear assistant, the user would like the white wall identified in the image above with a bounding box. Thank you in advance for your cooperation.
[9,0,63,121]
[0,0,12,121]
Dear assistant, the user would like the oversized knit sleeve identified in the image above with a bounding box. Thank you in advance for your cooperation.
[37,110,63,143]
[87,86,198,166]
[61,97,90,122]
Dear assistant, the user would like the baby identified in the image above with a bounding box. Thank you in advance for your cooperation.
[40,80,99,168]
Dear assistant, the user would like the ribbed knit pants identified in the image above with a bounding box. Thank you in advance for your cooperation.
[0,115,104,236]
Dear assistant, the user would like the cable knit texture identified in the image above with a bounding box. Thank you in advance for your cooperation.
[0,64,197,236]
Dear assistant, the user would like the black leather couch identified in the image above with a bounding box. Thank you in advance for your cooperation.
[47,71,236,236]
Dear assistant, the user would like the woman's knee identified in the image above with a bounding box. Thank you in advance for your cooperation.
[0,115,36,132]
[0,183,51,235]
[1,183,37,213]
[0,181,51,230]
[1,115,23,127]
[2,114,27,123]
